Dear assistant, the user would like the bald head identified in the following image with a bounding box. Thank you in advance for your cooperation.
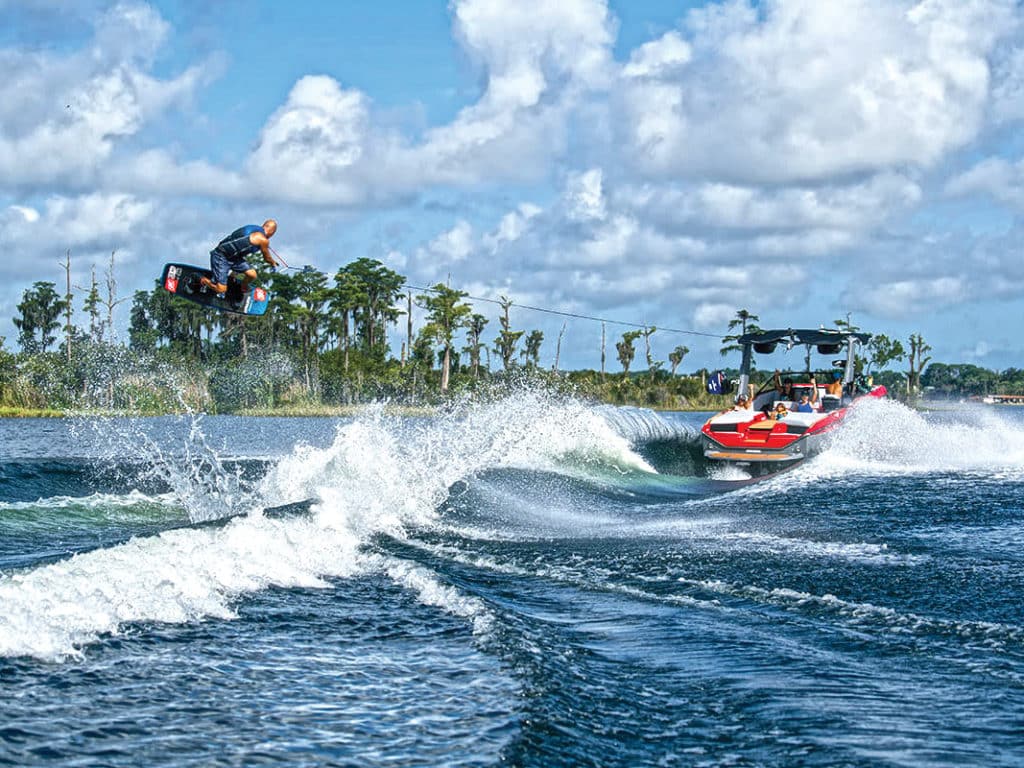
[263,219,277,237]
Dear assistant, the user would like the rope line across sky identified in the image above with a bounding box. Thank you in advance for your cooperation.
[270,245,722,339]
[403,283,724,339]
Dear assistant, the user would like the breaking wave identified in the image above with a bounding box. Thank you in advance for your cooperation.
[0,390,659,660]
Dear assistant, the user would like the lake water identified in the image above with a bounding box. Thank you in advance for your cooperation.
[1,392,1022,766]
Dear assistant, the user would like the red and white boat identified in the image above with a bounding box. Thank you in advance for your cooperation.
[701,329,886,473]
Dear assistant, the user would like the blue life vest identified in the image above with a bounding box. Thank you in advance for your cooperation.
[215,225,265,261]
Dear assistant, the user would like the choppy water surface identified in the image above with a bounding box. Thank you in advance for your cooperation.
[1,395,1022,766]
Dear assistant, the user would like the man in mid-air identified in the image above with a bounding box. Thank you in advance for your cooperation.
[199,219,279,297]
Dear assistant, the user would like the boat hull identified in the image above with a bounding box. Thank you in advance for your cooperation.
[700,387,885,475]
[701,430,827,473]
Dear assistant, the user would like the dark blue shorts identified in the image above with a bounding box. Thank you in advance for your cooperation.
[210,250,252,286]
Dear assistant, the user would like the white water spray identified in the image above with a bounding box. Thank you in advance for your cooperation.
[0,390,655,660]
[816,398,1024,476]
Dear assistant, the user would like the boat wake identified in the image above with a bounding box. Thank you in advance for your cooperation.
[0,390,674,660]
[4,391,1024,661]
[805,397,1024,478]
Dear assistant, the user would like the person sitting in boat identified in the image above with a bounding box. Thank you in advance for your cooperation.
[772,402,788,420]
[733,394,752,410]
[773,370,794,400]
[790,376,823,411]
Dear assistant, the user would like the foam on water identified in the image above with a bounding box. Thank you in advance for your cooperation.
[375,555,495,636]
[626,521,926,566]
[0,390,655,661]
[707,464,755,482]
[713,531,924,565]
[401,538,725,614]
[816,398,1024,476]
[0,514,361,659]
[915,521,1024,559]
[726,582,1024,648]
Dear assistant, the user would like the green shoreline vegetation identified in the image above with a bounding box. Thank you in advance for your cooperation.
[5,257,1021,418]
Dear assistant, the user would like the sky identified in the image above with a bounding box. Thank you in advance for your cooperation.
[2,0,1024,372]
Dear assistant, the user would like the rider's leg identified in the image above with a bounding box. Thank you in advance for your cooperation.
[202,250,231,295]
[199,276,228,293]
[239,268,258,289]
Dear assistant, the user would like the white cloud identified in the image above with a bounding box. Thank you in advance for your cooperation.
[5,193,151,250]
[964,340,991,359]
[93,1,170,63]
[420,220,476,265]
[693,303,737,330]
[991,45,1024,123]
[833,223,1024,319]
[0,2,204,188]
[404,171,837,324]
[564,169,607,222]
[623,30,692,78]
[383,249,408,271]
[616,0,1017,184]
[413,0,615,185]
[8,205,39,223]
[482,203,542,252]
[946,157,1024,208]
[853,276,968,317]
[620,173,921,238]
[104,149,244,197]
[232,0,617,205]
[248,76,379,205]
[41,193,153,246]
[1,192,154,318]
[451,0,613,106]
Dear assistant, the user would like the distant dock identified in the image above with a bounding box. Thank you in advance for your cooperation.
[975,394,1024,405]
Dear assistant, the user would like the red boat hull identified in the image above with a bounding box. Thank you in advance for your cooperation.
[701,387,886,471]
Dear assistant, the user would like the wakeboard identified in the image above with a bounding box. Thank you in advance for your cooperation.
[161,262,271,316]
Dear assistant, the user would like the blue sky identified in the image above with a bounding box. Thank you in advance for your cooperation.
[3,0,1024,372]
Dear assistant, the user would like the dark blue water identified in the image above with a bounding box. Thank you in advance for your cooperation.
[1,395,1022,766]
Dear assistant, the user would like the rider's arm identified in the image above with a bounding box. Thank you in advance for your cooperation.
[251,232,277,267]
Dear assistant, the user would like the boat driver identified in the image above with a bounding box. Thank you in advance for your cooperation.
[825,372,843,397]
[773,370,794,400]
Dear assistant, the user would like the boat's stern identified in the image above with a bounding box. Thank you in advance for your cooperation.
[701,409,829,470]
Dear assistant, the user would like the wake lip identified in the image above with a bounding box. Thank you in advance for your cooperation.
[84,499,317,565]
[186,498,317,531]
[597,406,700,445]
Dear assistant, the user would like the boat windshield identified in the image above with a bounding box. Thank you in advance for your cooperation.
[752,370,875,400]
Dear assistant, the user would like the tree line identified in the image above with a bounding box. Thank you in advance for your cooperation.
[3,257,1013,413]
[4,256,711,412]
